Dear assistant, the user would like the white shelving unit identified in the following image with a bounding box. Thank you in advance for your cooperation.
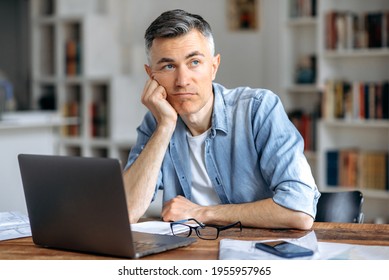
[281,0,321,181]
[30,0,145,164]
[282,2,321,113]
[280,0,389,223]
[316,0,389,223]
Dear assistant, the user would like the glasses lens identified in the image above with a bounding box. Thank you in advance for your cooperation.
[197,226,218,240]
[171,224,191,237]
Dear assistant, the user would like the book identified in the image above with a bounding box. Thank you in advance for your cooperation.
[290,0,317,18]
[65,23,82,76]
[339,149,359,187]
[366,12,383,48]
[288,110,318,151]
[90,85,109,138]
[322,80,389,121]
[383,81,389,119]
[326,149,388,189]
[326,150,339,186]
[325,10,389,50]
[90,101,108,138]
[325,11,337,50]
[62,101,80,136]
[65,40,77,76]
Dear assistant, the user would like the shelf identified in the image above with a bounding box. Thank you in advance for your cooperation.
[112,137,138,147]
[287,84,321,93]
[287,17,317,27]
[33,15,85,24]
[284,0,320,182]
[35,76,112,84]
[320,119,389,129]
[312,0,389,223]
[321,187,389,199]
[89,138,111,146]
[58,137,83,145]
[33,16,57,24]
[324,48,389,58]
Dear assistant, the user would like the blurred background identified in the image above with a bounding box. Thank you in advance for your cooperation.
[0,0,388,223]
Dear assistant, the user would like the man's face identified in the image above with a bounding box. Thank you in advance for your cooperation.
[145,29,220,117]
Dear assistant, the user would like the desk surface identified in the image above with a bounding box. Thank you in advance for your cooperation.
[1,222,389,260]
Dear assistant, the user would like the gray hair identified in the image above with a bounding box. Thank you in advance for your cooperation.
[144,9,215,63]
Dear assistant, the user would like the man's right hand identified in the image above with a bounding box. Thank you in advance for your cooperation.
[141,78,178,129]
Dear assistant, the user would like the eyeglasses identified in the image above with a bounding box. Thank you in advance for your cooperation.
[170,218,242,240]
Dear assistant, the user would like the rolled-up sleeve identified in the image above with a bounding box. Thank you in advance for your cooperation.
[253,91,320,217]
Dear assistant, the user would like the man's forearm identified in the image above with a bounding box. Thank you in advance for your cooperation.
[198,198,313,230]
[123,124,174,223]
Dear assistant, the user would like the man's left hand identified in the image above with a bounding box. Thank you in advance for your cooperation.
[161,195,203,222]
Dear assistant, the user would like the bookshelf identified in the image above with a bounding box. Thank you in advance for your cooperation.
[281,0,389,223]
[282,0,321,180]
[30,0,144,162]
[316,0,389,223]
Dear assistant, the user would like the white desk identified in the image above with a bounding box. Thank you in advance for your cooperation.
[0,112,68,214]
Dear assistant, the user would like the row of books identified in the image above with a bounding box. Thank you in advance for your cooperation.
[65,23,82,76]
[290,0,317,18]
[326,149,388,191]
[90,101,108,138]
[288,110,319,151]
[61,101,81,137]
[65,39,82,76]
[91,85,109,138]
[61,100,109,138]
[325,10,389,50]
[321,80,389,120]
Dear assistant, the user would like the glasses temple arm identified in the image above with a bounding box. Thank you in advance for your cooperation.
[217,221,242,231]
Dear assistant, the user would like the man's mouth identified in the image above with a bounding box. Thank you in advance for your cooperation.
[171,92,195,97]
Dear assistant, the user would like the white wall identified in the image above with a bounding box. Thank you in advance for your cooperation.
[106,0,283,140]
[116,0,281,91]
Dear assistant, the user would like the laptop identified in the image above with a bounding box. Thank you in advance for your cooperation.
[17,154,196,258]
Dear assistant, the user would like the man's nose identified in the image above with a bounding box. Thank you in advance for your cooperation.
[175,67,191,87]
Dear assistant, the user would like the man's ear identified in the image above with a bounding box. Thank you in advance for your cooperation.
[211,54,221,81]
[144,64,152,78]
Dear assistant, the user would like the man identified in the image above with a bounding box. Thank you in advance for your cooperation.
[123,9,320,230]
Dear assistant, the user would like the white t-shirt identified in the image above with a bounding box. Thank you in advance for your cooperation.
[187,129,221,206]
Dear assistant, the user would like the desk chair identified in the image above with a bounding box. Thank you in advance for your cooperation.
[315,190,364,223]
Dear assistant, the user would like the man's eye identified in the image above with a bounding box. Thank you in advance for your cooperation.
[191,60,200,66]
[163,64,174,70]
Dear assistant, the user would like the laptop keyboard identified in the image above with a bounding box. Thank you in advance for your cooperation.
[134,240,166,252]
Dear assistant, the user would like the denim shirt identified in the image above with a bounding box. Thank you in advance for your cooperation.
[125,83,320,217]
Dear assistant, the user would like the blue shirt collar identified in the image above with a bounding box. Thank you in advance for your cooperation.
[175,83,228,137]
[211,83,228,136]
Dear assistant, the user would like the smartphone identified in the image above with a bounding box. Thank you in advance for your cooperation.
[255,241,314,258]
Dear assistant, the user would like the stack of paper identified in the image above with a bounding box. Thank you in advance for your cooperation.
[131,221,174,235]
[219,231,319,260]
[219,230,389,260]
[131,220,188,235]
[0,212,31,241]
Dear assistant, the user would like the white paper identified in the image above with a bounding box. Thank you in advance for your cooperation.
[317,242,389,260]
[0,212,32,241]
[131,220,190,235]
[219,230,319,260]
[131,221,174,235]
[219,230,389,260]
